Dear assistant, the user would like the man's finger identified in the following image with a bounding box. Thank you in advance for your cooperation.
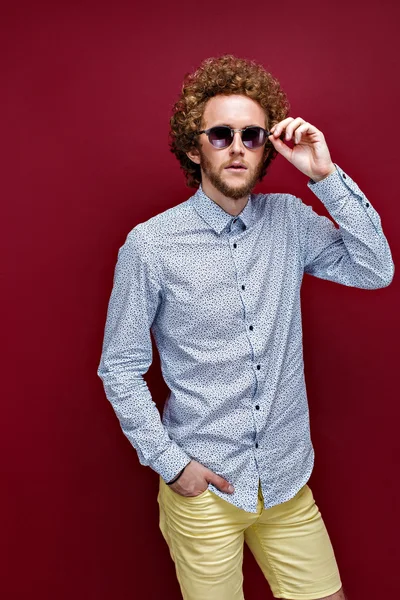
[208,471,234,493]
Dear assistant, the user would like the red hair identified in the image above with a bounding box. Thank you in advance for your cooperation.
[169,54,290,188]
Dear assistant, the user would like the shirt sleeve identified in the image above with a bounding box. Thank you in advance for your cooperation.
[97,226,192,483]
[296,162,394,288]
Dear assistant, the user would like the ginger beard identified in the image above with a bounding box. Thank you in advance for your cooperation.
[198,145,267,200]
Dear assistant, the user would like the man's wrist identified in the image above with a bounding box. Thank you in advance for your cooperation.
[310,164,336,183]
[166,463,189,485]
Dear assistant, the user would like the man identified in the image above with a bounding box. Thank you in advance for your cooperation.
[97,55,394,600]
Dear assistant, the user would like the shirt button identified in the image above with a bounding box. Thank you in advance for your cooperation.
[255,405,260,410]
[233,243,237,248]
[242,285,245,290]
[233,218,237,223]
[255,442,259,448]
[249,325,253,331]
[366,202,370,207]
[343,173,347,178]
[256,365,261,370]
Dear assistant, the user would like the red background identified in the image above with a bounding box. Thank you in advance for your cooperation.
[2,2,399,599]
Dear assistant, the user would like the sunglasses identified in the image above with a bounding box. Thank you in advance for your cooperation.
[197,125,274,149]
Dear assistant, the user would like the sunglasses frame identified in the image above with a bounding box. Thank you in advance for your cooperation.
[196,125,274,149]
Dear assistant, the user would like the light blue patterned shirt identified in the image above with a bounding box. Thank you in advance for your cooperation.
[97,163,394,513]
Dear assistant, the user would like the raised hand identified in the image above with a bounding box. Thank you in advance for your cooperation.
[268,117,336,182]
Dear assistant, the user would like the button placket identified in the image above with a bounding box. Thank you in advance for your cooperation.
[231,229,261,425]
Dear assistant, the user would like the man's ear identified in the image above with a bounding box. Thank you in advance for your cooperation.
[186,147,201,165]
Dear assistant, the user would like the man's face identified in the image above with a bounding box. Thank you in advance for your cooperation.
[187,94,268,201]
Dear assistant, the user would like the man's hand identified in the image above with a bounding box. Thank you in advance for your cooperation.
[169,459,235,497]
[268,117,336,182]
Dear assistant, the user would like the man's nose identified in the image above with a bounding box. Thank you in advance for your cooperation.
[230,131,245,153]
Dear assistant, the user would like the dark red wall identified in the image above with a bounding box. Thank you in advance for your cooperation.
[2,2,399,599]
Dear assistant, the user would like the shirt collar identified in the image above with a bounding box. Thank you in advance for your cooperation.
[188,183,254,235]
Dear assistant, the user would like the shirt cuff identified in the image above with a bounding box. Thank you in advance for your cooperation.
[307,162,367,214]
[150,440,192,483]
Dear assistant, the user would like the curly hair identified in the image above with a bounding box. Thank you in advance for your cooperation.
[169,54,290,188]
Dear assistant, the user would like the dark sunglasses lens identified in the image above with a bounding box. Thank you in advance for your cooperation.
[208,127,231,148]
[242,127,265,148]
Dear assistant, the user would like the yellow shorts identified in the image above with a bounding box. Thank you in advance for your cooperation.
[157,476,342,600]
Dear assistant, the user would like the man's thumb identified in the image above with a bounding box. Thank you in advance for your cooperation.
[208,470,234,493]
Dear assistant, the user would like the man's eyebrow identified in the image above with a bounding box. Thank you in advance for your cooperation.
[211,123,264,128]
